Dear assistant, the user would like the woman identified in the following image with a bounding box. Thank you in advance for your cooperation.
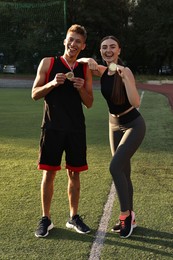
[78,36,146,238]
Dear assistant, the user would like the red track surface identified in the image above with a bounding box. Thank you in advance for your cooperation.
[137,82,173,111]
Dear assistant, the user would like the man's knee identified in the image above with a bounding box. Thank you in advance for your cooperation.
[42,170,56,183]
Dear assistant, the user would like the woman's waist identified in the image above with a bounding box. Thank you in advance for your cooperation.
[110,106,134,118]
[109,107,140,125]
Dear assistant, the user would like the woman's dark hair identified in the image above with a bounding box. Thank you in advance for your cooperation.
[100,35,121,48]
[100,36,125,105]
[112,58,125,105]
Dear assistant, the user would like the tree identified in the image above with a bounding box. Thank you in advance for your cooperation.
[130,0,173,73]
[1,0,172,74]
[66,0,132,60]
[0,1,66,72]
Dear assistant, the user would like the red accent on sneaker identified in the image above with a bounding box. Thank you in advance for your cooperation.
[119,215,129,221]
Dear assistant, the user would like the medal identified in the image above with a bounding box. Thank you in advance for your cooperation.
[109,62,117,72]
[65,71,74,80]
[62,56,76,81]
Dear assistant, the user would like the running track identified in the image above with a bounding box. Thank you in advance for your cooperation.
[137,82,173,110]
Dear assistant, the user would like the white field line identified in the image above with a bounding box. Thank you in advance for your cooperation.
[88,91,145,260]
[88,182,116,260]
[139,91,145,108]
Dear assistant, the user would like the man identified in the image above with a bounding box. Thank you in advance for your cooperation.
[32,24,93,238]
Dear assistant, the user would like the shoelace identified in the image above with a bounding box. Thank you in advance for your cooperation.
[75,215,88,229]
[38,218,48,228]
[76,215,84,224]
[120,219,125,229]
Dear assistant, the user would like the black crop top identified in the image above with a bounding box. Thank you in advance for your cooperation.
[101,69,132,114]
[101,69,140,124]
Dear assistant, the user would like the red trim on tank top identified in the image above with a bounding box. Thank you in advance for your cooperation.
[83,63,87,88]
[46,57,54,83]
[60,56,78,70]
[83,63,87,78]
[60,56,68,68]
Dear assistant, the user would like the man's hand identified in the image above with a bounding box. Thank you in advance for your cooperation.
[71,77,85,90]
[53,73,66,87]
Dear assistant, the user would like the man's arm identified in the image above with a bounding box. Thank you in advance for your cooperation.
[72,65,94,108]
[31,57,66,101]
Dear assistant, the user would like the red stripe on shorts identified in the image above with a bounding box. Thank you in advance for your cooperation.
[66,164,88,172]
[38,164,61,171]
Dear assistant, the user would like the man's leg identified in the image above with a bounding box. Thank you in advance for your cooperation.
[41,170,57,218]
[35,170,56,238]
[67,170,80,217]
[66,169,90,234]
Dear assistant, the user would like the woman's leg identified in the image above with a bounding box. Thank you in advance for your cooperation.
[109,116,146,212]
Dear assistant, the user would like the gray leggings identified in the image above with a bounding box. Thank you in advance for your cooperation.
[109,113,146,212]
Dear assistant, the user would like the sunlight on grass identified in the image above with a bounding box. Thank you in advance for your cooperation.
[0,88,173,259]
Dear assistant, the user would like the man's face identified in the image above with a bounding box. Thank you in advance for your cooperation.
[64,32,86,58]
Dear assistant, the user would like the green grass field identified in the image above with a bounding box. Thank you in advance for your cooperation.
[0,88,173,259]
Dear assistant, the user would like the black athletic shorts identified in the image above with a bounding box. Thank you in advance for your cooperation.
[38,128,88,172]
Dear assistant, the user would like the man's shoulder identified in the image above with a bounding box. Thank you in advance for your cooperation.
[42,56,61,63]
[40,57,53,67]
[43,56,56,63]
[42,57,60,72]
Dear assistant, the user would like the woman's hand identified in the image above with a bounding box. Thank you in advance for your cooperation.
[87,58,99,71]
[116,65,127,79]
[77,57,99,71]
[77,57,106,77]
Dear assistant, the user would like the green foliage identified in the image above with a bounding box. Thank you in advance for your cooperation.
[130,0,173,72]
[0,1,66,72]
[0,0,173,74]
[67,0,131,58]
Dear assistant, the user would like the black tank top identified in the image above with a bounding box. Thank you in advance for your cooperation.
[101,69,140,124]
[41,56,87,132]
[101,69,132,114]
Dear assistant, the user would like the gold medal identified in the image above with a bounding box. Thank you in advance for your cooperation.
[65,71,74,80]
[109,62,117,72]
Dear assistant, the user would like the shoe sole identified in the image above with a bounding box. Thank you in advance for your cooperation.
[66,222,90,234]
[35,223,54,238]
[120,211,135,239]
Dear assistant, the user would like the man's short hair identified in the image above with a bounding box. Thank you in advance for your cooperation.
[67,24,87,42]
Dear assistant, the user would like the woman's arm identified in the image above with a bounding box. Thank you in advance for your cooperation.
[117,65,140,108]
[77,57,106,77]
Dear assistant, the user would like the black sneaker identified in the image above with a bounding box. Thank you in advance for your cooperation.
[111,219,137,233]
[119,211,135,238]
[66,214,90,234]
[35,216,54,238]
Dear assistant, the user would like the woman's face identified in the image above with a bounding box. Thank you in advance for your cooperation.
[100,38,121,64]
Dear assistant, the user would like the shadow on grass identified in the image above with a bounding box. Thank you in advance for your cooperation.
[105,226,173,258]
[43,226,173,259]
[45,227,95,242]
